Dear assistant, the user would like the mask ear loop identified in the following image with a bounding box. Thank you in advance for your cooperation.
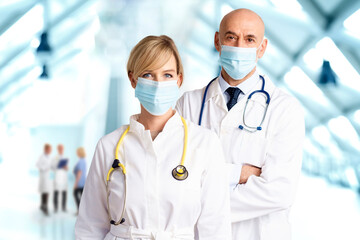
[255,38,266,61]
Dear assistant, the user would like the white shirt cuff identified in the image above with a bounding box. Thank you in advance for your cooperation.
[226,163,243,190]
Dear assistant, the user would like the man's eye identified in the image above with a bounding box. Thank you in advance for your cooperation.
[227,36,235,40]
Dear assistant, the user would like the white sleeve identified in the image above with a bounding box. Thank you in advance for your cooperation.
[75,139,110,239]
[36,155,52,171]
[36,156,46,171]
[227,163,243,189]
[51,157,58,170]
[230,99,305,222]
[175,93,185,116]
[196,136,232,240]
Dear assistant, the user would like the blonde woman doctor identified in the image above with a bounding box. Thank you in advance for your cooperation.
[75,35,231,240]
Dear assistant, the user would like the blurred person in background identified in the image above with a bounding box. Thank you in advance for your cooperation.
[73,147,87,214]
[51,144,69,213]
[36,143,52,216]
[176,8,305,240]
[75,35,231,240]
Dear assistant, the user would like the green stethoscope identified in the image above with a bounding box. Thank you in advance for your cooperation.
[106,116,189,225]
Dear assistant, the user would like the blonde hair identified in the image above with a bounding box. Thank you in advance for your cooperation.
[127,35,184,80]
[77,147,86,158]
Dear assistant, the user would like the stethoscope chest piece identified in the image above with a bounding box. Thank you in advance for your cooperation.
[172,165,188,181]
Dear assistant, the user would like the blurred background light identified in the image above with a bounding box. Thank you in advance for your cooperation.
[1,0,360,239]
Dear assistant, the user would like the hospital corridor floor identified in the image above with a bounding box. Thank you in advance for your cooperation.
[0,172,360,240]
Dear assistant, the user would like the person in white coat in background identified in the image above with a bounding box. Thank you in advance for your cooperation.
[36,143,52,216]
[52,144,68,212]
[176,9,305,240]
[75,35,231,240]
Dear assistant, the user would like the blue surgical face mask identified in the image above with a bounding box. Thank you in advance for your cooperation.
[135,77,180,116]
[219,44,261,80]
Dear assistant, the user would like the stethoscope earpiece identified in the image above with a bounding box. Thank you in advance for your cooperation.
[172,165,188,181]
[110,218,125,225]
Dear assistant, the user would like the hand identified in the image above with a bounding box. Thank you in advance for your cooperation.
[63,165,68,171]
[239,164,261,184]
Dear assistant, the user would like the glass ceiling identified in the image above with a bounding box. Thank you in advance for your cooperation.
[0,0,360,188]
[343,8,360,38]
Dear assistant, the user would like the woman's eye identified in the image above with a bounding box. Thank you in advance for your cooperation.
[142,73,152,78]
[165,74,173,78]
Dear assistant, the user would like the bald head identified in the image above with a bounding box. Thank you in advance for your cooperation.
[214,8,268,84]
[214,8,267,55]
[219,9,265,39]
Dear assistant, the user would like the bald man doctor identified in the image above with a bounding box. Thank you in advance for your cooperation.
[176,8,305,240]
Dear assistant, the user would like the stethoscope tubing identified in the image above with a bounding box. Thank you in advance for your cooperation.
[198,77,217,126]
[198,75,270,132]
[106,116,189,225]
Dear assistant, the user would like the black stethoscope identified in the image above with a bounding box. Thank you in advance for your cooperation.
[198,75,270,132]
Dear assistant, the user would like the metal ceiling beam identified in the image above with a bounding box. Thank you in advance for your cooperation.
[0,66,34,103]
[0,0,38,36]
[0,44,28,77]
[259,63,320,121]
[296,0,327,29]
[0,0,97,113]
[327,0,360,77]
[327,0,360,30]
[335,43,360,77]
[0,0,96,72]
[0,22,93,109]
[257,62,345,140]
[46,0,96,31]
[274,1,360,131]
[0,83,33,113]
[298,0,360,76]
[262,33,345,119]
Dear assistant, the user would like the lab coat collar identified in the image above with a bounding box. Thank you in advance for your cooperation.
[218,70,260,96]
[128,111,183,136]
[261,74,276,94]
[204,77,223,103]
[206,72,276,101]
[204,72,276,114]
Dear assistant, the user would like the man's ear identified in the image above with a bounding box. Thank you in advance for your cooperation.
[128,71,137,89]
[257,38,268,59]
[214,32,221,52]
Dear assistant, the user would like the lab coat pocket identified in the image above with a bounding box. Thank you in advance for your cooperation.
[182,149,203,200]
[238,131,268,168]
[103,232,117,240]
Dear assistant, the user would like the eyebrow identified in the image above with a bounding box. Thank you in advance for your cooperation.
[163,69,176,72]
[224,31,258,40]
[224,31,238,36]
[245,34,257,39]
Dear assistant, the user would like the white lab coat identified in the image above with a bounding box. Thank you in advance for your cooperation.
[52,155,68,191]
[36,154,52,193]
[75,112,231,240]
[176,74,305,240]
